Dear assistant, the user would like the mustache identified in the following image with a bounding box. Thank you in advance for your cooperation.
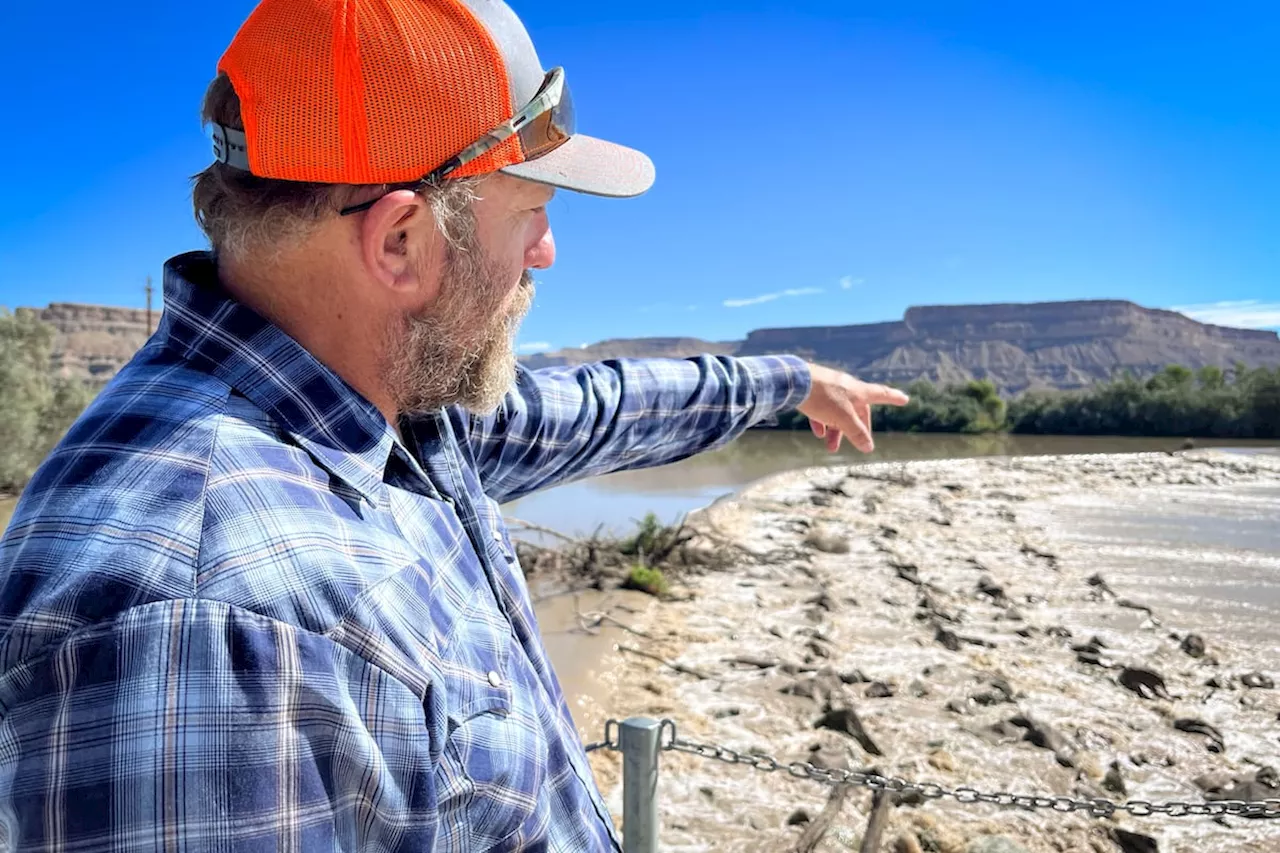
[507,273,536,327]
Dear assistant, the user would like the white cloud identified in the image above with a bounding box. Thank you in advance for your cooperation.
[1169,300,1280,330]
[723,294,780,308]
[839,275,864,290]
[723,286,824,308]
[517,341,553,353]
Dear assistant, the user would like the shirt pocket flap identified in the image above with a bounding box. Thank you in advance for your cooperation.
[444,662,513,721]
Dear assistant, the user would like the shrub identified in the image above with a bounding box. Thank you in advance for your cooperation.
[623,565,669,597]
[0,310,97,492]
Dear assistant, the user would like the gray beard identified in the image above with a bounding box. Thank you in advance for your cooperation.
[385,235,534,416]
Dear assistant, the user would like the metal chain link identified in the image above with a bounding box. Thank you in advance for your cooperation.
[585,718,1280,821]
[583,719,620,754]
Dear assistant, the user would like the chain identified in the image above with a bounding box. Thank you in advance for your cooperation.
[583,719,620,755]
[585,718,1280,821]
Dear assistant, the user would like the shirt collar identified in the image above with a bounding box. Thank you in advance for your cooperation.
[157,251,397,503]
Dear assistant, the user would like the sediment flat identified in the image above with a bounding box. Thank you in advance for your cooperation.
[584,450,1280,853]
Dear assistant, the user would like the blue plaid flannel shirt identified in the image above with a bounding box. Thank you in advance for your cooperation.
[0,251,811,852]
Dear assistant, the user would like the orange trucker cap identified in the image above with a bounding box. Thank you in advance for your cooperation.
[211,0,655,197]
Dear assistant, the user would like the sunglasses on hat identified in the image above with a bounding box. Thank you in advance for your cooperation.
[339,66,574,216]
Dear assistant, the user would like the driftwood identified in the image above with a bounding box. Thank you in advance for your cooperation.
[616,643,710,680]
[508,512,749,585]
[857,790,894,853]
[572,595,654,639]
[724,655,787,669]
[790,784,853,853]
[505,516,580,545]
[593,613,653,639]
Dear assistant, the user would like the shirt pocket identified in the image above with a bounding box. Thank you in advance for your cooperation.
[438,596,549,844]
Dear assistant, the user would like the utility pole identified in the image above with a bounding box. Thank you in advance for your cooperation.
[145,276,154,334]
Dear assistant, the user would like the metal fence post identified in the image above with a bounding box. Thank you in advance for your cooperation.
[619,716,661,853]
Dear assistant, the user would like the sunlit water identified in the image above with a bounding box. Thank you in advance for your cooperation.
[500,431,1280,537]
[503,434,1280,720]
[1026,482,1280,646]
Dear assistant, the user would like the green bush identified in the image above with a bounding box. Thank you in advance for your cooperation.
[620,512,664,557]
[0,310,97,493]
[1008,364,1280,438]
[622,564,669,597]
[870,379,1008,434]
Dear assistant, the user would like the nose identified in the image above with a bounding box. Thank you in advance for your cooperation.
[525,223,555,270]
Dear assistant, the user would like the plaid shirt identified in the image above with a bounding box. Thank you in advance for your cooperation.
[0,252,811,852]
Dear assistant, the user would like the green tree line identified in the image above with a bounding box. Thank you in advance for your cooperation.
[0,310,98,493]
[768,364,1280,439]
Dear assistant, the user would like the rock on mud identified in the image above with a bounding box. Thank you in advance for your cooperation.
[1111,829,1159,853]
[813,707,883,756]
[803,528,849,554]
[1180,633,1207,658]
[1118,666,1174,701]
[1241,671,1275,689]
[1173,718,1226,753]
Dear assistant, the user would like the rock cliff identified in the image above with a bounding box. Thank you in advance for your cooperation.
[735,300,1280,392]
[37,303,156,380]
[520,337,737,369]
[27,299,1280,392]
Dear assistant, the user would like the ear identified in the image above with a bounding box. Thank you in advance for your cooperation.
[357,189,444,301]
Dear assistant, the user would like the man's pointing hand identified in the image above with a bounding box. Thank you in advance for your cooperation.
[796,363,910,454]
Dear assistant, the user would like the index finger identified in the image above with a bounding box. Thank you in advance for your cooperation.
[862,384,910,407]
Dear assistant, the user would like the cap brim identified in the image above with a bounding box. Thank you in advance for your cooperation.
[499,134,654,198]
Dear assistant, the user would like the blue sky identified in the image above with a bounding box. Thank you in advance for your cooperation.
[1,1,1277,354]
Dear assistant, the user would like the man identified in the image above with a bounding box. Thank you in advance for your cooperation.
[0,0,906,849]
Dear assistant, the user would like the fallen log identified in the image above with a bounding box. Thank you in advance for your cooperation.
[789,784,853,853]
[857,790,894,853]
[616,643,710,680]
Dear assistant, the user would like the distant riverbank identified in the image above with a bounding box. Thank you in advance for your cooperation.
[764,365,1280,440]
[579,450,1280,852]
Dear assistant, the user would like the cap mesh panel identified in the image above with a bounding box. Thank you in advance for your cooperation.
[218,0,523,183]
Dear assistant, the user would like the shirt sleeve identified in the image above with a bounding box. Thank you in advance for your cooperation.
[467,354,812,504]
[0,599,440,853]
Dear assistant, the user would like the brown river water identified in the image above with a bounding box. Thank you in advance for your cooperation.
[499,433,1280,753]
[595,451,1280,852]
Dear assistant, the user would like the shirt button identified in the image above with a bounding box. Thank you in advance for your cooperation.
[492,529,503,541]
[488,671,503,688]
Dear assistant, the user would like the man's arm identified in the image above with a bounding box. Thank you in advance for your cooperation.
[0,599,440,852]
[466,354,811,504]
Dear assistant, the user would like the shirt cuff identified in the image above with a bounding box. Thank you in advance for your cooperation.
[739,354,812,419]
